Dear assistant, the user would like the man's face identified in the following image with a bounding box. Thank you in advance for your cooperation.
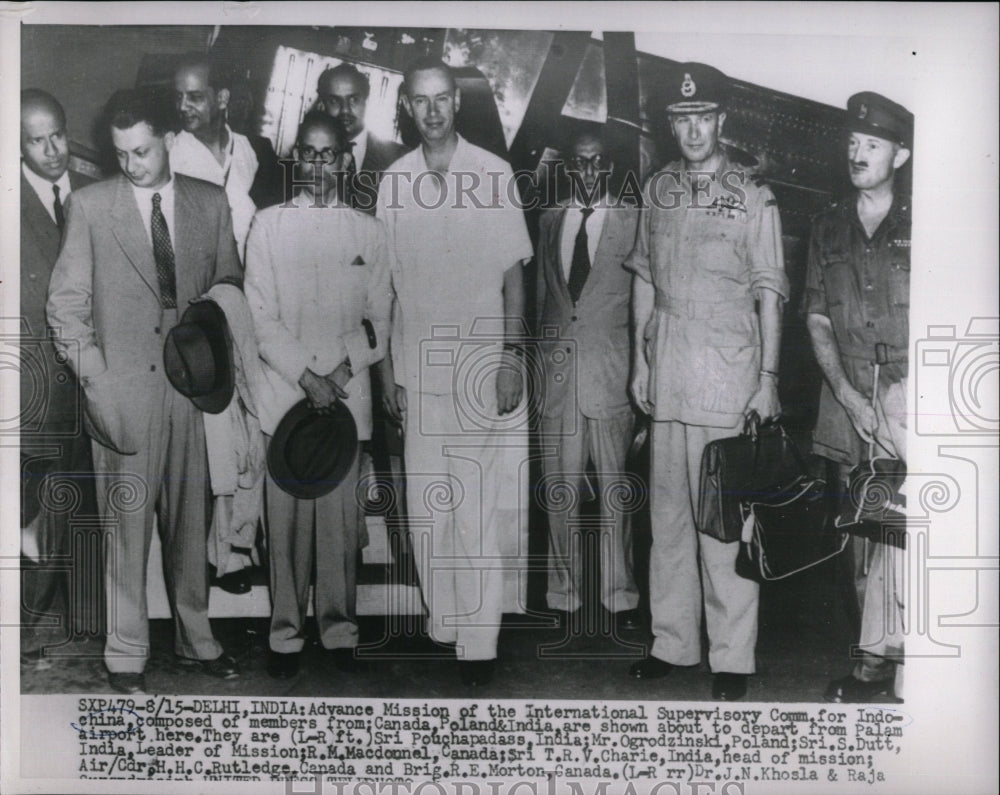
[112,122,174,189]
[174,65,224,136]
[21,105,70,182]
[567,136,613,201]
[295,124,346,196]
[318,73,367,140]
[669,111,725,167]
[847,131,908,191]
[403,68,460,145]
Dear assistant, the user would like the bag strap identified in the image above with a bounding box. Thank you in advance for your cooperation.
[744,410,810,478]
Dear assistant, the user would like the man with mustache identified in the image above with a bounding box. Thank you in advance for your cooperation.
[317,63,407,215]
[171,53,259,257]
[805,92,913,703]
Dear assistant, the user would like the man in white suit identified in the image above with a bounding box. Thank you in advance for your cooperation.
[245,112,392,679]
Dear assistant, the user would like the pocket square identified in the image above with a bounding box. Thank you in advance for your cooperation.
[351,256,366,266]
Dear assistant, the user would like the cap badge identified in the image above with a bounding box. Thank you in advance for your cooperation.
[681,73,696,98]
[858,103,868,120]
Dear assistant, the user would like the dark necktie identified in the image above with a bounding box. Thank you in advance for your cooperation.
[567,207,595,303]
[52,184,65,231]
[343,140,357,205]
[151,192,178,309]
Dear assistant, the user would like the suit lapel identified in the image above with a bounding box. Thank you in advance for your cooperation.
[173,175,200,305]
[550,208,573,305]
[576,208,616,303]
[109,175,160,300]
[21,173,61,263]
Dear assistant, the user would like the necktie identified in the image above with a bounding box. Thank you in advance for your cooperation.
[343,140,358,206]
[151,193,178,309]
[567,207,595,303]
[52,184,65,231]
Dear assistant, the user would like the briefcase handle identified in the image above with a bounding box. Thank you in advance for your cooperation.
[743,410,810,479]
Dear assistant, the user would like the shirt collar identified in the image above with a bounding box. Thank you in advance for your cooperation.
[131,175,175,204]
[22,161,71,202]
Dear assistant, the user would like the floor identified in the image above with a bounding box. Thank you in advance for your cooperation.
[19,529,891,703]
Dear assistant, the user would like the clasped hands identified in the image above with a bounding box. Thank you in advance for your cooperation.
[299,361,352,413]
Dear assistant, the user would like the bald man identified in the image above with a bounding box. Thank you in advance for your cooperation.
[19,89,99,668]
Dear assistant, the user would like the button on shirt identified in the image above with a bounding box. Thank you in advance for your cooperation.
[624,156,789,426]
[22,162,71,225]
[559,203,608,282]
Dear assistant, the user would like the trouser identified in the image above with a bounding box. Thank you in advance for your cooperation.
[21,425,102,646]
[649,418,759,673]
[97,359,221,673]
[540,407,639,613]
[265,442,361,653]
[404,391,526,661]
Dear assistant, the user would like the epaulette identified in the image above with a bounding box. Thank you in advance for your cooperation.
[748,173,767,187]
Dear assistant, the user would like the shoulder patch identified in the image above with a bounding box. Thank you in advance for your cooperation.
[749,173,767,186]
[764,198,778,207]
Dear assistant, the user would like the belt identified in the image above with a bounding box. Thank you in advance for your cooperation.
[654,293,754,320]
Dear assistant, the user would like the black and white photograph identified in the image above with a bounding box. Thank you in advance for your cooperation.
[1,3,997,794]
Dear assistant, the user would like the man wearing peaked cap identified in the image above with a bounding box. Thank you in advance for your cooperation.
[805,90,912,704]
[626,61,789,700]
[663,62,730,114]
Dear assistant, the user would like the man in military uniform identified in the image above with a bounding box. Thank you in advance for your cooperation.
[626,63,788,701]
[805,92,912,703]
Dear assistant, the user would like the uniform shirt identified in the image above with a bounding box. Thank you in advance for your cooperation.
[377,134,534,396]
[244,196,393,438]
[803,193,910,464]
[22,162,71,225]
[624,155,789,427]
[170,127,258,255]
[559,202,608,281]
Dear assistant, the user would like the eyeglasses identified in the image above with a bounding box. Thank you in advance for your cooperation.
[296,145,344,163]
[568,154,610,171]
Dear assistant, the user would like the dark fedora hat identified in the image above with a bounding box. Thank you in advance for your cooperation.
[163,300,235,414]
[267,399,359,499]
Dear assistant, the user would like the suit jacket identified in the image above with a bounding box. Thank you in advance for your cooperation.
[536,204,639,419]
[47,173,242,455]
[21,170,95,431]
[353,131,408,215]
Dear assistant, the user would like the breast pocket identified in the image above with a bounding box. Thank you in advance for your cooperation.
[888,258,910,309]
[821,257,856,333]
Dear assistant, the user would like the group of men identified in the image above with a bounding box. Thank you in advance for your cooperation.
[22,50,910,701]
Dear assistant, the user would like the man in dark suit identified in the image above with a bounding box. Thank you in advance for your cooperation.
[535,126,641,631]
[20,89,98,666]
[47,89,243,695]
[316,62,407,214]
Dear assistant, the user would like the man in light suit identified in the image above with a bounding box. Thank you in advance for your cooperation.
[316,63,408,215]
[536,127,640,631]
[20,89,98,665]
[245,112,392,680]
[47,89,243,695]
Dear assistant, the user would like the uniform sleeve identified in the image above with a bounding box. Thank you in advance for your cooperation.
[489,166,534,273]
[243,213,315,386]
[802,216,829,318]
[46,193,107,380]
[342,219,393,373]
[747,183,790,300]
[622,182,652,283]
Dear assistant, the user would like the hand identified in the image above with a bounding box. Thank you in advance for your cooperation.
[327,361,352,399]
[382,384,407,424]
[841,385,878,444]
[744,376,781,423]
[299,368,339,413]
[630,357,653,415]
[496,353,523,415]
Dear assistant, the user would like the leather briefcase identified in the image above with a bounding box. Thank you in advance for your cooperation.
[736,475,848,581]
[697,412,808,542]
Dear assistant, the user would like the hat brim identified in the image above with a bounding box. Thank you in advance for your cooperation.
[845,120,909,148]
[267,399,359,500]
[163,301,235,415]
[666,101,721,114]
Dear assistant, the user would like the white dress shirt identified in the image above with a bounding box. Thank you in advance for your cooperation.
[559,202,608,282]
[23,162,72,225]
[131,177,175,245]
